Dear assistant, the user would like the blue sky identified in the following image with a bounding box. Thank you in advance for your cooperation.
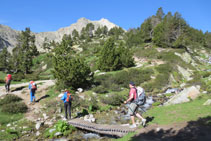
[0,0,210,33]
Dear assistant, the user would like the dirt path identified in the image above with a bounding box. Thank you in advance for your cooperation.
[0,80,55,121]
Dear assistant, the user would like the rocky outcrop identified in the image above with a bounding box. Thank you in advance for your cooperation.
[164,86,200,106]
[203,99,211,106]
[177,65,193,81]
[0,24,20,52]
[0,18,118,52]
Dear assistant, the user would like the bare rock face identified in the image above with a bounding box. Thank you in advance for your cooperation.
[164,86,200,106]
[0,18,119,52]
[0,24,20,52]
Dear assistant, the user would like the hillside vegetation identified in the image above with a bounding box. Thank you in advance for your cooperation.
[0,7,210,140]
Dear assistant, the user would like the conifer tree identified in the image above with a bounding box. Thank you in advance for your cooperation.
[12,27,39,74]
[52,34,92,90]
[0,48,12,71]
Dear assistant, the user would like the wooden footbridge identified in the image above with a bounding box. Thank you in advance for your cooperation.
[68,118,136,137]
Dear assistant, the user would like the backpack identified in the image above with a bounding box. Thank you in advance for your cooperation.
[65,92,72,102]
[134,87,146,106]
[7,74,12,80]
[31,83,37,90]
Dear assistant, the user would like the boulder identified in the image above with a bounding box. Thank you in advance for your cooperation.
[36,131,40,136]
[54,132,62,136]
[164,86,200,106]
[58,93,64,98]
[94,70,100,73]
[203,99,211,106]
[177,66,193,81]
[43,113,49,120]
[35,121,44,130]
[77,88,83,93]
[7,123,11,127]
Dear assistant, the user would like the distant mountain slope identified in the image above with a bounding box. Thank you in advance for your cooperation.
[0,18,119,52]
[0,24,20,52]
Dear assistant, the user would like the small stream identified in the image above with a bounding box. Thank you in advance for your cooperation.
[55,97,154,140]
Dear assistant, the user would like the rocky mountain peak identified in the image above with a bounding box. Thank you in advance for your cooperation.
[0,18,119,52]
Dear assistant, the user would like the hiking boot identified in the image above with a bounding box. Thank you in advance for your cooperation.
[129,124,137,128]
[142,119,146,127]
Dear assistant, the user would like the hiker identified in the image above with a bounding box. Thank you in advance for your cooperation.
[28,81,37,103]
[61,89,72,120]
[124,81,146,128]
[5,74,12,93]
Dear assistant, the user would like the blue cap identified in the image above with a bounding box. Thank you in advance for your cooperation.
[129,81,135,86]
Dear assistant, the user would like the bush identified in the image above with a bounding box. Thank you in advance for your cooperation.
[1,102,28,114]
[25,72,40,81]
[0,79,4,83]
[99,105,112,112]
[0,95,22,106]
[134,47,159,59]
[101,93,127,106]
[94,68,153,92]
[13,72,25,81]
[93,86,108,94]
[44,120,76,138]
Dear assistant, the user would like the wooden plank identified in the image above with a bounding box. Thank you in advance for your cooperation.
[68,118,136,137]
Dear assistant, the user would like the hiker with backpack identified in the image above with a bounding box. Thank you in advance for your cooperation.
[61,89,72,120]
[5,74,12,93]
[124,81,147,128]
[29,81,37,103]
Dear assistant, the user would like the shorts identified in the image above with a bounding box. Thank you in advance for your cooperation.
[128,103,138,116]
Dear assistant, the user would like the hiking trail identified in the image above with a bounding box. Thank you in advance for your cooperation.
[0,80,55,121]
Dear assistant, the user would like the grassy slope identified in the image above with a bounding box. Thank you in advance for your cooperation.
[116,94,211,141]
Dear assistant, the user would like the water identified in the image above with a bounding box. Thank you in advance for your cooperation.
[83,133,101,140]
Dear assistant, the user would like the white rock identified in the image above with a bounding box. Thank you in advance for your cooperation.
[202,91,207,94]
[58,93,64,98]
[203,99,211,106]
[7,123,11,127]
[177,66,193,81]
[35,122,43,130]
[98,72,106,75]
[45,121,53,126]
[36,131,40,136]
[92,92,97,95]
[23,126,27,129]
[91,118,96,123]
[42,64,47,70]
[54,132,62,136]
[164,86,200,106]
[180,83,186,88]
[156,128,161,132]
[43,113,49,120]
[94,70,100,73]
[10,127,15,130]
[22,131,27,134]
[77,88,83,93]
[89,114,94,118]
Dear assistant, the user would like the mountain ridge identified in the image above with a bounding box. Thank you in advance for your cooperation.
[0,17,119,52]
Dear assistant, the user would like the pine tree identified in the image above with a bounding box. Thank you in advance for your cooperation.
[0,48,12,72]
[52,35,92,90]
[72,29,79,41]
[95,27,102,37]
[97,38,134,71]
[13,27,39,74]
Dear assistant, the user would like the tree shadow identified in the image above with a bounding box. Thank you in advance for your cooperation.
[11,86,26,92]
[36,94,49,102]
[132,116,211,141]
